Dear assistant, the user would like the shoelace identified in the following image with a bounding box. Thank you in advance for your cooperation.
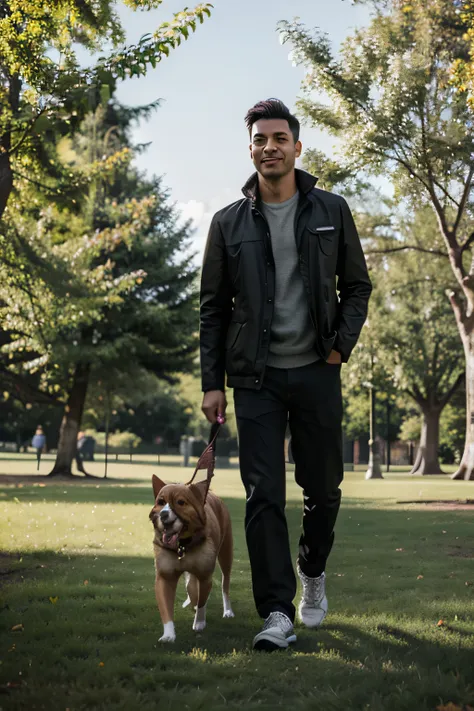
[301,571,325,604]
[263,611,293,633]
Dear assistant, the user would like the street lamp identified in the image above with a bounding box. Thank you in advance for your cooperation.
[366,353,383,480]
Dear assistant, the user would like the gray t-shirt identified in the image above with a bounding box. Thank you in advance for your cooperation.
[262,192,319,369]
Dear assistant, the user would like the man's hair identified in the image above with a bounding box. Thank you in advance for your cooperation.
[245,99,300,143]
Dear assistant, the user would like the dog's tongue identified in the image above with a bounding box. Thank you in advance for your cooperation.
[163,532,179,549]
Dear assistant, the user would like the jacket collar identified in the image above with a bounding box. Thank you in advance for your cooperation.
[241,168,318,202]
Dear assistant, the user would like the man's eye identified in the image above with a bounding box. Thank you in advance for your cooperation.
[177,499,186,506]
[158,498,165,506]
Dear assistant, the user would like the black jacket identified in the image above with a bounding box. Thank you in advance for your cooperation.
[200,169,372,392]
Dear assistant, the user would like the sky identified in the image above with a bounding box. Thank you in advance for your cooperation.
[112,0,373,262]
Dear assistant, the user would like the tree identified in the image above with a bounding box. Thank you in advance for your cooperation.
[0,0,211,219]
[344,205,463,474]
[1,100,199,476]
[279,0,474,478]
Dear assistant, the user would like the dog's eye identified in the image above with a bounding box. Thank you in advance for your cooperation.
[177,499,186,506]
[157,498,165,506]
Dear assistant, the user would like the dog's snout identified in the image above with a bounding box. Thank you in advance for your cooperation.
[159,503,174,522]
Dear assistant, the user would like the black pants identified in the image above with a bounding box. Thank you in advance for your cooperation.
[234,361,343,623]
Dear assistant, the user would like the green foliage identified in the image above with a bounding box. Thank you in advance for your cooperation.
[279,1,474,260]
[399,414,422,443]
[86,429,142,450]
[0,100,199,411]
[0,0,212,218]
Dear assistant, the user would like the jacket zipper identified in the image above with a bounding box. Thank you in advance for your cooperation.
[295,199,318,336]
[252,205,275,385]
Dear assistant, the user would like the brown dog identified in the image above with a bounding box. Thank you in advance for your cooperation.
[149,474,234,642]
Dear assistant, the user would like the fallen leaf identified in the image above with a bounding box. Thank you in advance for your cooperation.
[435,704,472,711]
[465,581,473,587]
[437,619,445,627]
[417,575,424,579]
[83,580,89,586]
[8,644,16,652]
[11,624,23,632]
[396,548,405,552]
[49,596,58,605]
[99,661,104,667]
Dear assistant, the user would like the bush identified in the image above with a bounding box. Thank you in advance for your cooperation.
[85,430,142,451]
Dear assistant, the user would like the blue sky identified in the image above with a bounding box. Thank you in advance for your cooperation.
[113,0,372,261]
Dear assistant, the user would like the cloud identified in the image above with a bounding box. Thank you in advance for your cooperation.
[177,189,236,266]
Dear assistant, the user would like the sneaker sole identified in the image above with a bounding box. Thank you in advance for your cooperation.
[253,631,297,651]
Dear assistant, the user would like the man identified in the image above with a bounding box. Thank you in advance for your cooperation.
[200,99,371,651]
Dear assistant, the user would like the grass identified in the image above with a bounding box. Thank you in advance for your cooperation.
[0,456,473,711]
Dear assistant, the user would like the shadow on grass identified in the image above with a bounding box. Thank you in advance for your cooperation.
[1,548,473,711]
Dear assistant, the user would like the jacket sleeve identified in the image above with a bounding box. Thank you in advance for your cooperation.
[200,214,233,392]
[334,197,372,362]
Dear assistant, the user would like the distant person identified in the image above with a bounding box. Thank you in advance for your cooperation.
[76,431,86,470]
[200,99,371,651]
[32,426,46,470]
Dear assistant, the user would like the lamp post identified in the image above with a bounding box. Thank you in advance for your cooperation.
[366,354,383,480]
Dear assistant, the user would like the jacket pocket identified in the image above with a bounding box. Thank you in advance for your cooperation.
[308,225,338,256]
[225,321,244,350]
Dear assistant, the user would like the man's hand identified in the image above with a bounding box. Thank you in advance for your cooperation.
[202,390,227,424]
[326,349,342,365]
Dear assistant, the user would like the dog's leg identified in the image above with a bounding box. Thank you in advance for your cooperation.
[182,572,199,610]
[192,576,212,632]
[155,573,179,642]
[218,513,235,618]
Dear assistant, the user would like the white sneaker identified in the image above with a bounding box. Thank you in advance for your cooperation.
[253,611,297,651]
[297,561,328,628]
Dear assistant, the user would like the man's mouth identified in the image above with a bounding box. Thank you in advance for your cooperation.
[262,157,282,165]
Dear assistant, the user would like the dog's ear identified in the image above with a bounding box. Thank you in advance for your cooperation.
[188,479,208,505]
[152,474,166,500]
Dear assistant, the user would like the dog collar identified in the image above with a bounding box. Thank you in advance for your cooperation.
[176,532,205,560]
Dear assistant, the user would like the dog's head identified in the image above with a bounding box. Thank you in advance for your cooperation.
[149,474,208,550]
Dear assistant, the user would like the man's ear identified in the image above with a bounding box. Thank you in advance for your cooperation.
[295,140,302,160]
[188,479,208,505]
[152,474,166,500]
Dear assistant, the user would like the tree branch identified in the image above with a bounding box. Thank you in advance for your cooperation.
[367,245,448,257]
[9,105,49,155]
[440,372,465,408]
[461,231,474,255]
[12,170,61,196]
[453,166,474,236]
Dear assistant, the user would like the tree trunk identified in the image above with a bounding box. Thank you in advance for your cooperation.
[452,340,474,480]
[49,363,90,476]
[0,152,13,220]
[410,406,443,475]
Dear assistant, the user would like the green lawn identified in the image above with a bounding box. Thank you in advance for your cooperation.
[1,456,473,711]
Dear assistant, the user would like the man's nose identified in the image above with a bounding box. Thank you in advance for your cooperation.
[263,143,277,154]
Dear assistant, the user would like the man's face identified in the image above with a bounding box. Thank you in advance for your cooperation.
[249,118,302,180]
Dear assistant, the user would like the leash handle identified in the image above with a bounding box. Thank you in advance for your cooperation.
[186,422,221,490]
[208,421,220,451]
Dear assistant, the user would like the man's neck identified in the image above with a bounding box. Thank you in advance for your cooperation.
[258,170,298,204]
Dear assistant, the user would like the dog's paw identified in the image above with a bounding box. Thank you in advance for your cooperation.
[193,620,206,632]
[159,633,176,643]
[223,609,235,619]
